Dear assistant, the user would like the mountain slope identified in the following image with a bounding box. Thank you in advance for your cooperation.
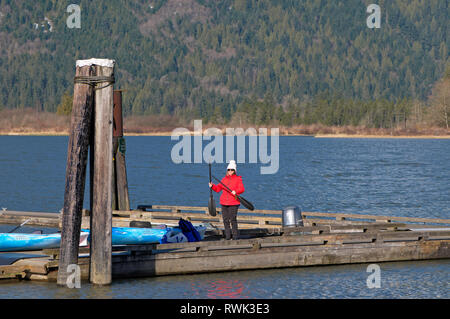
[0,0,448,125]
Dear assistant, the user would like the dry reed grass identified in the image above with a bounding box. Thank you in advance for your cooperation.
[0,108,70,135]
[0,108,448,137]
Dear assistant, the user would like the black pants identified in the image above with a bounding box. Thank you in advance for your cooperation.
[221,205,239,240]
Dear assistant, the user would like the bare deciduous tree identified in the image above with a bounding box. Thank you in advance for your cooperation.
[428,67,450,129]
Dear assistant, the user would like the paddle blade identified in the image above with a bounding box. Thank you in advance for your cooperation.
[208,196,217,216]
[238,195,254,211]
[208,164,216,216]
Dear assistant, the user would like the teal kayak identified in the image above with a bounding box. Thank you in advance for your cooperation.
[0,226,206,252]
[0,233,64,252]
[109,227,169,245]
[84,226,206,245]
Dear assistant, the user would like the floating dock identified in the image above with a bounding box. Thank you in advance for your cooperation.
[0,205,449,282]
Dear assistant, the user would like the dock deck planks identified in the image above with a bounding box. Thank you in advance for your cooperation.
[1,206,449,282]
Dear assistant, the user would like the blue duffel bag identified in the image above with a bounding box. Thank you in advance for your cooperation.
[178,218,202,242]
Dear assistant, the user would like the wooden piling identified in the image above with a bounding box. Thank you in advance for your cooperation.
[89,60,116,285]
[56,63,95,286]
[113,90,130,211]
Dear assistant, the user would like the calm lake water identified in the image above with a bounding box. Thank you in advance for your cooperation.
[0,136,448,298]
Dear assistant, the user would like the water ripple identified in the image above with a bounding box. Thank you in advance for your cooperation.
[0,136,448,298]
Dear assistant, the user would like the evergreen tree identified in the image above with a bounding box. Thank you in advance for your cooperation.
[0,0,447,128]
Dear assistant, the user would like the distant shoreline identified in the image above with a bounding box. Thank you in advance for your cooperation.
[1,109,449,139]
[314,134,450,139]
[2,131,449,139]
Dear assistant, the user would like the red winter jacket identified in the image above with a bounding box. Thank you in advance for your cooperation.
[211,174,245,206]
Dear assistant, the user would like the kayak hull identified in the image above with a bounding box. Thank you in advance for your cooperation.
[0,226,206,252]
[110,227,169,245]
[0,233,62,252]
[89,226,206,245]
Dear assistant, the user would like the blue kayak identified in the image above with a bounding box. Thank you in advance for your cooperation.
[0,225,206,252]
[110,227,169,245]
[84,226,206,245]
[0,233,63,252]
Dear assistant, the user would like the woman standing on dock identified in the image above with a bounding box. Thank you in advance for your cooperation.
[209,160,245,240]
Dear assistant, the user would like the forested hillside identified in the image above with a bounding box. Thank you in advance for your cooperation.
[0,0,448,128]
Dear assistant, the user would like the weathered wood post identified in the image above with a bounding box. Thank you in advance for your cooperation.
[57,62,96,286]
[89,59,116,285]
[113,90,130,211]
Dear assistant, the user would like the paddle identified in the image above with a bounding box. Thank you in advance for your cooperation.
[212,175,255,211]
[8,219,31,233]
[208,164,217,216]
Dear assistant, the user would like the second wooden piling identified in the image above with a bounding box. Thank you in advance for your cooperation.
[89,60,116,285]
